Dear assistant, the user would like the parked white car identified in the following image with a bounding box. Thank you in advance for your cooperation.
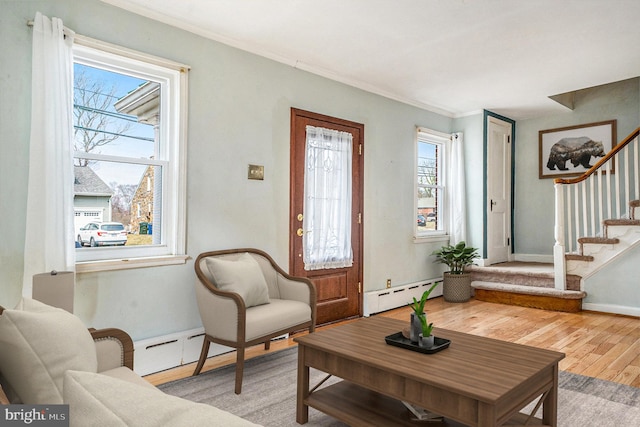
[77,222,128,247]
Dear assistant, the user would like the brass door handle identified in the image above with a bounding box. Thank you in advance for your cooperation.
[296,228,304,237]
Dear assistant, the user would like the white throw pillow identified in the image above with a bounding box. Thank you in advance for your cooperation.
[63,370,261,427]
[0,298,98,404]
[205,253,270,307]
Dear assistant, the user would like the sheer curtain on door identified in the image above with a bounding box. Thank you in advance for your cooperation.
[302,126,353,270]
[23,12,76,296]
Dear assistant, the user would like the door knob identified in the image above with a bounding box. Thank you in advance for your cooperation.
[297,213,303,221]
[296,228,304,236]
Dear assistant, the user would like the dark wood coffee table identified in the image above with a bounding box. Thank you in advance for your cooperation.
[295,316,564,427]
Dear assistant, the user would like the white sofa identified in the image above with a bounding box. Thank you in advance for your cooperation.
[0,298,260,427]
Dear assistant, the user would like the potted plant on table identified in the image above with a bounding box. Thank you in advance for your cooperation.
[417,313,435,348]
[408,282,439,343]
[431,241,479,303]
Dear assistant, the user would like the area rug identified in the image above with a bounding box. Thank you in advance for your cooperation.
[158,347,640,427]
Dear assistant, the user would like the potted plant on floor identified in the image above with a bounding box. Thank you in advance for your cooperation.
[408,282,439,342]
[432,241,479,303]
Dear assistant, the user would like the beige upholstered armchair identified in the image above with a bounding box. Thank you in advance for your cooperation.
[193,248,317,394]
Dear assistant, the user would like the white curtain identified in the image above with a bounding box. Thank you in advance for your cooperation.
[447,132,467,244]
[302,126,353,270]
[23,12,76,296]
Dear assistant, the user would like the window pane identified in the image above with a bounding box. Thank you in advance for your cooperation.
[73,161,162,247]
[73,63,162,251]
[416,130,446,236]
[73,41,187,265]
[417,140,441,233]
[74,64,156,159]
[417,141,439,186]
[417,187,439,234]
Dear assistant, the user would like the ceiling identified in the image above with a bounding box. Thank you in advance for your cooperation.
[101,0,640,120]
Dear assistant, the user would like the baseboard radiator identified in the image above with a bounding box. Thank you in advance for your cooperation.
[364,278,443,316]
[133,328,232,376]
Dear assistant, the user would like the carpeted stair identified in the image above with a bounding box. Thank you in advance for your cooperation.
[468,262,586,313]
[468,199,640,313]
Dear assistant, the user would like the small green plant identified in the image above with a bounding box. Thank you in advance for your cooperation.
[418,313,434,337]
[431,241,479,275]
[407,282,440,315]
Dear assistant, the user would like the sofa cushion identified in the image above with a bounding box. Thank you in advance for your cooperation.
[205,253,270,307]
[64,370,261,427]
[0,298,98,404]
[100,366,157,390]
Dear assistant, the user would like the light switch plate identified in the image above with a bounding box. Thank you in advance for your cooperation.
[248,164,264,180]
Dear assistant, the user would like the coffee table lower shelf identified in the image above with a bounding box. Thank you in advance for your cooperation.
[305,381,549,427]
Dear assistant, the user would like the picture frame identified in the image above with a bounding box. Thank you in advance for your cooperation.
[538,120,616,179]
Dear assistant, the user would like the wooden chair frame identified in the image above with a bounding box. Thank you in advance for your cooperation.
[89,327,135,370]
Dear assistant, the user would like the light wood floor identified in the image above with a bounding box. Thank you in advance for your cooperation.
[145,298,640,388]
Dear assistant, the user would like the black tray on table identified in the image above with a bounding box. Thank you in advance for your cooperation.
[384,332,450,354]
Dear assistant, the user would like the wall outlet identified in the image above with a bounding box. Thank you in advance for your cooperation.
[386,279,391,288]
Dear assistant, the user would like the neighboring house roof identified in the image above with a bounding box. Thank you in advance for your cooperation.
[74,166,113,197]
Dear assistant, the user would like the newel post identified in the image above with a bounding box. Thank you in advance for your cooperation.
[553,183,567,290]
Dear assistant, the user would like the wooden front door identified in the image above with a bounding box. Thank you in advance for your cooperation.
[289,108,363,325]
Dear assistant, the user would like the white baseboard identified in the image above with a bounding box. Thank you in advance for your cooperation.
[513,253,554,263]
[582,303,640,318]
[134,328,232,376]
[363,278,443,316]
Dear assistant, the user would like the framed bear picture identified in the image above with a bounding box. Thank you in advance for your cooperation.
[539,120,617,179]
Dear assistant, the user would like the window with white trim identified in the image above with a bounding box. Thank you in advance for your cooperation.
[72,40,188,266]
[416,128,447,238]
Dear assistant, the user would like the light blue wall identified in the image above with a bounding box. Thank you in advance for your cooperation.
[584,243,640,312]
[514,78,639,313]
[0,0,480,340]
[514,78,640,255]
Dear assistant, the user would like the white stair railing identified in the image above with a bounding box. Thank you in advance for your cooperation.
[553,128,640,290]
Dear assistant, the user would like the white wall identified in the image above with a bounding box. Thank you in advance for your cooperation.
[1,0,478,340]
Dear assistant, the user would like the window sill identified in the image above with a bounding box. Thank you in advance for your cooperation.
[413,234,450,244]
[76,255,190,273]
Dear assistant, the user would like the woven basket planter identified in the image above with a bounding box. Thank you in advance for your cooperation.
[443,272,471,302]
